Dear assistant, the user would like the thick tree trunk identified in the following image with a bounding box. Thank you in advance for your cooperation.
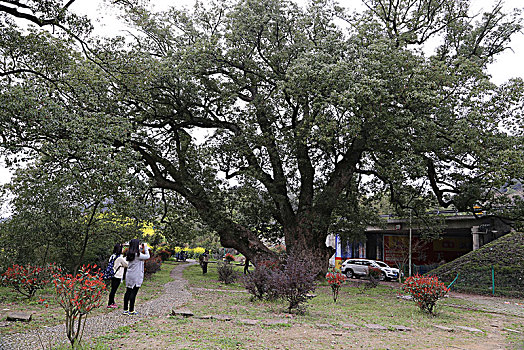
[284,217,334,277]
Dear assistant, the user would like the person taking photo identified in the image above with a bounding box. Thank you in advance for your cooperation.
[122,239,150,315]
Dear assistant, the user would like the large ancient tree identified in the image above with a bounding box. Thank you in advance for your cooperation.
[1,0,523,274]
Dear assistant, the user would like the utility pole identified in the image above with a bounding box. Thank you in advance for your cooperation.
[408,209,412,277]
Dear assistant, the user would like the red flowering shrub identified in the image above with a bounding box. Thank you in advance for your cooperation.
[224,253,236,263]
[258,260,280,270]
[402,274,449,315]
[53,265,106,348]
[1,263,59,299]
[326,269,346,302]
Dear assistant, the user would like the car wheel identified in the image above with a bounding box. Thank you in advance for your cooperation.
[345,269,354,279]
[379,272,386,281]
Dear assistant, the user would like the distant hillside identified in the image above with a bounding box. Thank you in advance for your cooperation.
[431,232,524,297]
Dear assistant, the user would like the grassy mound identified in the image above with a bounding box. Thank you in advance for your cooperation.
[430,232,524,297]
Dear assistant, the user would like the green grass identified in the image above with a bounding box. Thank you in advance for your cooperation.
[182,263,245,290]
[6,260,521,349]
[86,263,524,350]
[432,232,524,297]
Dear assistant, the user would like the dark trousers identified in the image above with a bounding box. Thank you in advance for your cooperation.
[202,262,208,274]
[108,277,121,305]
[124,286,140,312]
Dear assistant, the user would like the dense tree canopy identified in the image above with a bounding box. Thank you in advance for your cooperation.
[0,0,523,274]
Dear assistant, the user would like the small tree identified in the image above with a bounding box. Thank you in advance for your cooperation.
[402,274,449,315]
[53,265,106,348]
[326,269,346,302]
[384,236,428,280]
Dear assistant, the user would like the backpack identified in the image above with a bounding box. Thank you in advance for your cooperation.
[102,255,118,280]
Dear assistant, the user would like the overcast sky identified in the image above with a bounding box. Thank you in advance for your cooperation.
[0,0,523,186]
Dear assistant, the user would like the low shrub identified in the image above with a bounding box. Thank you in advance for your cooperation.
[1,263,59,299]
[273,255,316,314]
[157,249,171,262]
[144,256,162,276]
[402,274,449,315]
[243,261,280,300]
[217,262,239,284]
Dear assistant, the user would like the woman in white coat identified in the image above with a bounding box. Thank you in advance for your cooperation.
[107,243,128,308]
[122,239,150,315]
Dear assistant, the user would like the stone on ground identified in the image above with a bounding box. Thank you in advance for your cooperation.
[212,315,232,321]
[195,315,213,319]
[364,324,387,330]
[340,323,358,330]
[6,313,32,322]
[262,319,290,326]
[171,308,194,317]
[238,319,258,326]
[456,326,483,333]
[433,325,454,332]
[503,328,521,334]
[315,323,333,329]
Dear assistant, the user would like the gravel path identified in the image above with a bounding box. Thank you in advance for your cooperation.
[0,262,195,350]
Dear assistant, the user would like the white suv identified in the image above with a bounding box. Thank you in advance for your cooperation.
[341,259,400,281]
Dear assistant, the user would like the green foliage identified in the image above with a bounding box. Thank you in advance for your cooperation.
[0,0,522,272]
[216,261,239,284]
[0,163,151,273]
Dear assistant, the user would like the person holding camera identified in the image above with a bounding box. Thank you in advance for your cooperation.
[122,239,150,316]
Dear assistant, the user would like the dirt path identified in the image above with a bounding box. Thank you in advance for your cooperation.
[446,292,524,317]
[0,261,196,350]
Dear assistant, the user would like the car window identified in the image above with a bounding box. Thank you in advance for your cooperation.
[375,262,388,268]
